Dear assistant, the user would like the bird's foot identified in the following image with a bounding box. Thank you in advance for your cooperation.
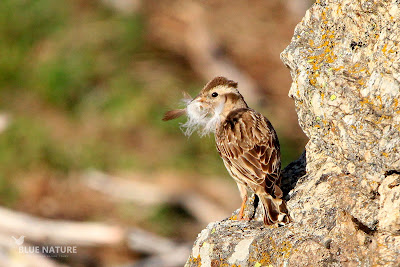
[237,208,251,221]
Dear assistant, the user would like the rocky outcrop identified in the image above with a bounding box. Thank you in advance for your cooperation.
[185,0,400,266]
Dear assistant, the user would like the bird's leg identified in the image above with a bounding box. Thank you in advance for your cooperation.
[238,195,248,220]
[237,183,248,220]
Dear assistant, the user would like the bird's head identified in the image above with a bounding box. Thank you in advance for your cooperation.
[163,76,247,137]
[195,76,238,106]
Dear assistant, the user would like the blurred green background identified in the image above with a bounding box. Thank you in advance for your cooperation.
[0,0,308,265]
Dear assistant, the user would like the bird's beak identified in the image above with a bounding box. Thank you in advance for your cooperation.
[192,95,208,104]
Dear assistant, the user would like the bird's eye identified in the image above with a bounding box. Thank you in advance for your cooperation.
[211,92,218,97]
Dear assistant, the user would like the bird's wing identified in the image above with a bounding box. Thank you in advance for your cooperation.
[216,108,281,196]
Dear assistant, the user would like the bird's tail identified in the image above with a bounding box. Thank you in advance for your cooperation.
[258,191,290,225]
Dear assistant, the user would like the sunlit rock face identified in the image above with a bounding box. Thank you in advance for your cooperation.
[281,0,400,179]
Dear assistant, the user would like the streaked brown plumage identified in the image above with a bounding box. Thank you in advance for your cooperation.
[163,76,289,225]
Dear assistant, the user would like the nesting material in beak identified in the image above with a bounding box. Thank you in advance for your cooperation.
[163,91,223,137]
[162,91,192,121]
[162,109,186,121]
[181,99,224,137]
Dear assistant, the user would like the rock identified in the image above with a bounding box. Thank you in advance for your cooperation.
[282,0,400,180]
[378,172,400,235]
[186,220,302,267]
[185,0,400,266]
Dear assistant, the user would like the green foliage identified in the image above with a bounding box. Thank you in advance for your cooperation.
[280,135,304,168]
[0,0,68,87]
[0,0,144,111]
[0,175,19,206]
[0,0,150,190]
[0,117,71,174]
[29,13,144,111]
[149,204,194,237]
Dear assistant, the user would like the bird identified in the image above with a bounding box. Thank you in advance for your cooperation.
[163,76,289,225]
[12,235,25,246]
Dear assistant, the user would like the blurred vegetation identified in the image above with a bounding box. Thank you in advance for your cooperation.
[0,0,303,233]
[0,0,225,207]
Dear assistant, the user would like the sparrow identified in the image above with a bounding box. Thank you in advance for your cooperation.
[163,76,289,225]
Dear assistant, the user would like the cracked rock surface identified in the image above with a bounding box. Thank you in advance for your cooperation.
[186,0,400,266]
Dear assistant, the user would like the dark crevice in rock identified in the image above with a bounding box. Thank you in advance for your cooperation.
[369,190,380,200]
[281,150,307,197]
[384,170,400,177]
[388,178,400,189]
[252,194,260,219]
[350,40,366,50]
[315,173,330,186]
[351,216,377,236]
[322,238,332,249]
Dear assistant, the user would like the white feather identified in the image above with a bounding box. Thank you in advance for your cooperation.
[180,99,224,137]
